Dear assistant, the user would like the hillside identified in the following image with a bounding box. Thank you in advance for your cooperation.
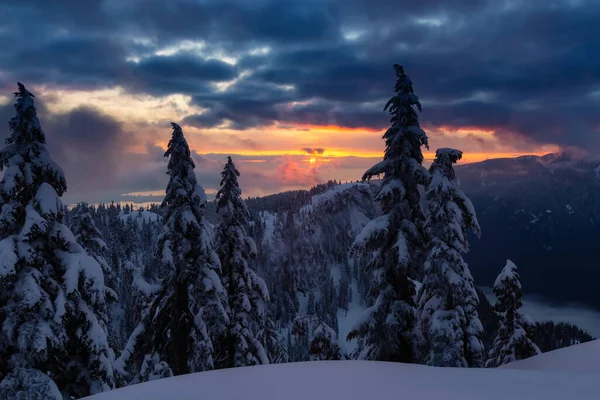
[457,152,600,309]
[85,340,599,400]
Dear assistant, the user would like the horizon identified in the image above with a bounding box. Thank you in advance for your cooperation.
[71,149,568,208]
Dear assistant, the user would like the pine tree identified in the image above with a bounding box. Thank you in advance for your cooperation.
[417,148,484,367]
[70,202,118,293]
[347,65,429,362]
[70,202,122,352]
[216,156,269,368]
[116,123,226,382]
[256,313,289,364]
[0,83,114,398]
[486,260,541,367]
[292,315,341,361]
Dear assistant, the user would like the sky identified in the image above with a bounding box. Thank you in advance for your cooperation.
[0,0,598,204]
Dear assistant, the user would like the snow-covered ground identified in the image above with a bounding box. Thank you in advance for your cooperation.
[500,339,600,372]
[86,340,599,400]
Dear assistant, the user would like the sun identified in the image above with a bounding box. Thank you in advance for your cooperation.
[309,157,316,164]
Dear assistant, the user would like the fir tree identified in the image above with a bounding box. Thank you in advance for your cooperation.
[70,202,118,294]
[116,123,226,382]
[417,148,484,367]
[256,313,289,364]
[216,156,269,368]
[292,315,341,361]
[70,202,121,352]
[347,65,429,362]
[486,260,541,367]
[0,83,114,398]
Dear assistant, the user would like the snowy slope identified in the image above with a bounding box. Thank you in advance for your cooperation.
[500,339,600,372]
[86,341,599,400]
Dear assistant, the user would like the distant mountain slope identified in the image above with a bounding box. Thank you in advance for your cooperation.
[85,340,599,400]
[457,152,600,309]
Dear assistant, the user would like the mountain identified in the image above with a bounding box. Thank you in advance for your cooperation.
[457,152,600,309]
[84,340,600,400]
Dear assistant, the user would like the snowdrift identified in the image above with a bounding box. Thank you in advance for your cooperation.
[86,341,598,400]
[500,338,600,372]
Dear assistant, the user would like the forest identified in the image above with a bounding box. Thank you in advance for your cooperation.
[0,67,594,399]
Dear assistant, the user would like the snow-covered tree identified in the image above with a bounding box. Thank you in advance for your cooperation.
[70,202,121,349]
[0,368,62,400]
[256,313,289,364]
[0,83,114,398]
[70,203,116,289]
[216,156,269,368]
[292,315,341,361]
[116,123,226,382]
[348,65,429,363]
[417,148,484,367]
[486,260,541,367]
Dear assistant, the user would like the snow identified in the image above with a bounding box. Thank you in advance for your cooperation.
[353,214,390,248]
[500,339,600,373]
[299,182,370,215]
[60,251,105,301]
[259,211,278,248]
[494,259,521,289]
[436,148,463,159]
[0,236,17,277]
[335,263,366,354]
[119,211,161,228]
[85,341,600,400]
[35,182,61,216]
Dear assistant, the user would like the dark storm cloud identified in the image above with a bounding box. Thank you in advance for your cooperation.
[5,37,127,88]
[115,0,341,46]
[126,54,238,96]
[1,0,600,150]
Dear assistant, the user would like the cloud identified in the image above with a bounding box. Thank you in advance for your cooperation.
[302,148,325,155]
[275,159,323,187]
[480,286,600,338]
[1,0,600,169]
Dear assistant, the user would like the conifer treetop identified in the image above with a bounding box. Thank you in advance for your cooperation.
[0,83,66,235]
[161,122,206,221]
[216,156,249,224]
[363,64,429,183]
[494,259,523,311]
[427,147,481,242]
[7,82,45,146]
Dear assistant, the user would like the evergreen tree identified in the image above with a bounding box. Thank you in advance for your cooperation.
[292,315,341,361]
[216,156,269,368]
[116,123,226,382]
[256,313,289,364]
[347,65,429,362]
[307,291,316,315]
[70,202,121,351]
[338,274,350,312]
[417,148,484,367]
[70,202,117,294]
[486,260,541,367]
[0,83,114,398]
